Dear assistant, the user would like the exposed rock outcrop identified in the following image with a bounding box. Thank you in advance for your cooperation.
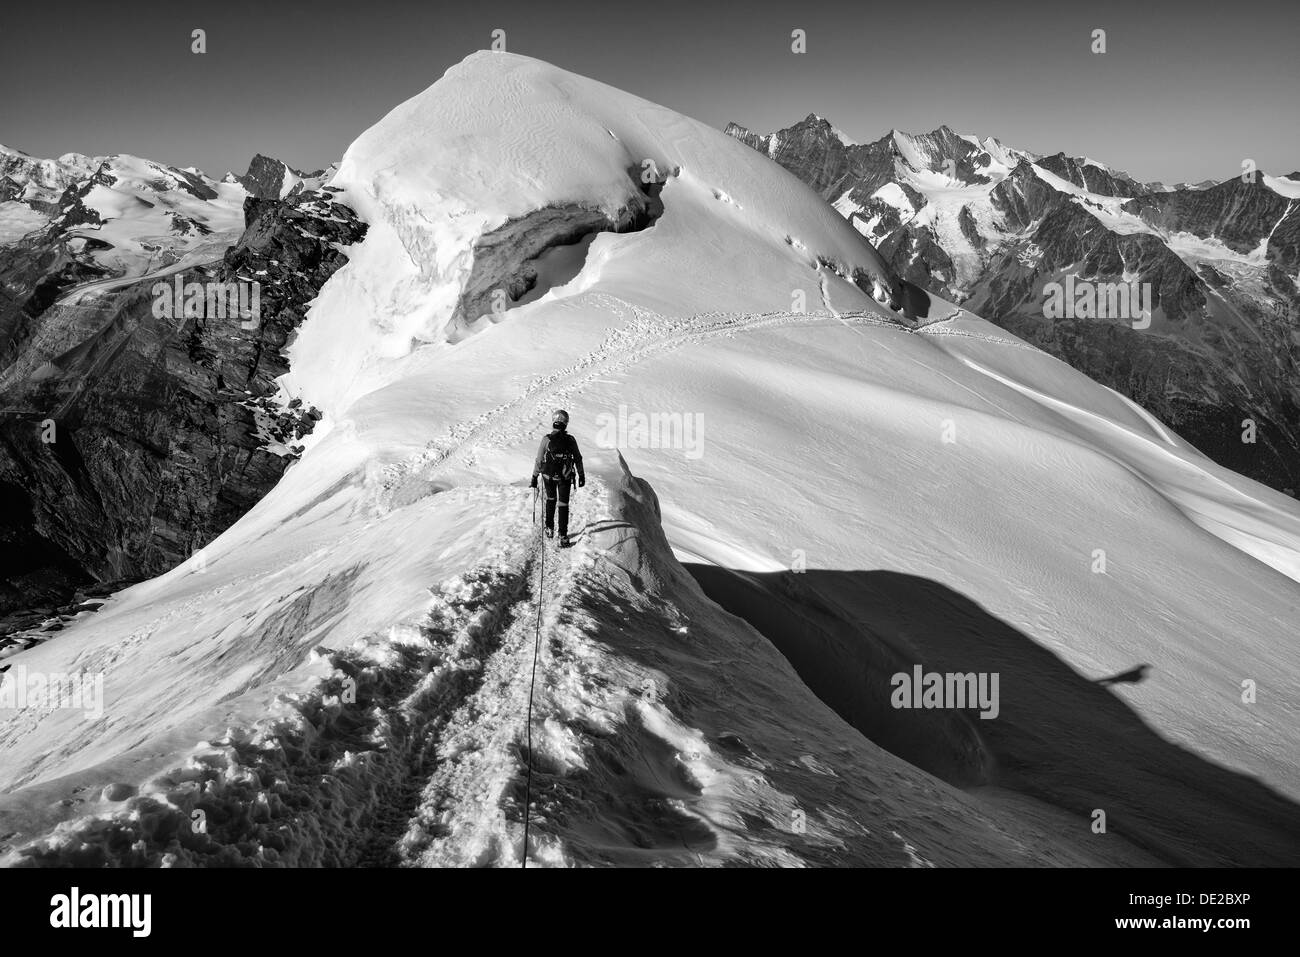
[233,154,330,201]
[727,117,1300,493]
[449,165,668,339]
[0,186,366,629]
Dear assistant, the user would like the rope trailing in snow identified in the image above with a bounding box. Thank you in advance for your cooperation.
[521,486,545,867]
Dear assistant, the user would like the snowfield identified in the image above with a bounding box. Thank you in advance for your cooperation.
[2,53,1298,867]
[0,146,248,280]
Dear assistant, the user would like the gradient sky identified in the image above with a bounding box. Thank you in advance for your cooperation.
[1,0,1295,183]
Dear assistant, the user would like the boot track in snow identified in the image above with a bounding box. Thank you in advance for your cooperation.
[1,484,591,868]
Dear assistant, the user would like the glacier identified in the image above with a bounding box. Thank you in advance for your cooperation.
[1,52,1298,868]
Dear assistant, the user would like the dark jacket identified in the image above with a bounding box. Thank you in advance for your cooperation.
[532,429,584,483]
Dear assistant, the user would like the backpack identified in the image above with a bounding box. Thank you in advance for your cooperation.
[543,433,577,480]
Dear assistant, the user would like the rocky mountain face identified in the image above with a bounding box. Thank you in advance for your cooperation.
[0,151,364,639]
[231,153,333,200]
[0,145,98,210]
[727,117,1300,494]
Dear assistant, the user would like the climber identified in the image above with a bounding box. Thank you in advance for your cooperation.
[530,409,585,546]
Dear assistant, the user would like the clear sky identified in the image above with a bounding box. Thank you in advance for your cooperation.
[1,0,1295,183]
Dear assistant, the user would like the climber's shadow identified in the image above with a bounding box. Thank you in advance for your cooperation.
[1096,664,1153,686]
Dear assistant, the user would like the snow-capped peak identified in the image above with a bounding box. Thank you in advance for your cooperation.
[5,52,1299,873]
[285,51,900,414]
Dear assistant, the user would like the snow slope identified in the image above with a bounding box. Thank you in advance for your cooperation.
[2,53,1298,867]
[0,145,248,287]
[62,156,248,278]
[282,55,898,411]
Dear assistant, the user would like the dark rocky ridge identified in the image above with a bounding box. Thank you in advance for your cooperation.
[234,154,327,201]
[723,119,996,211]
[0,185,366,633]
[1126,177,1300,271]
[1036,152,1151,198]
[727,116,1300,494]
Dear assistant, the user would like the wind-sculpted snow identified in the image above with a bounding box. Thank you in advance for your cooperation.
[450,191,665,341]
[0,465,1160,867]
[726,116,1300,494]
[3,53,1300,868]
[370,302,911,513]
[1,487,545,866]
[283,52,900,413]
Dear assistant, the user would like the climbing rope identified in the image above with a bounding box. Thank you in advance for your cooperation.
[520,478,580,867]
[521,486,545,867]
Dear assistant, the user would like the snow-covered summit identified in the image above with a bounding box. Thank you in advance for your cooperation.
[286,52,901,413]
[3,53,1299,868]
[0,146,248,270]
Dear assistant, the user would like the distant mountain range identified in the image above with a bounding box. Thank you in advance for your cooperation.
[1,115,1297,635]
[5,54,1299,870]
[725,117,1300,494]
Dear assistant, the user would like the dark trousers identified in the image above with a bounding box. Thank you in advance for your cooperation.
[543,476,572,535]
